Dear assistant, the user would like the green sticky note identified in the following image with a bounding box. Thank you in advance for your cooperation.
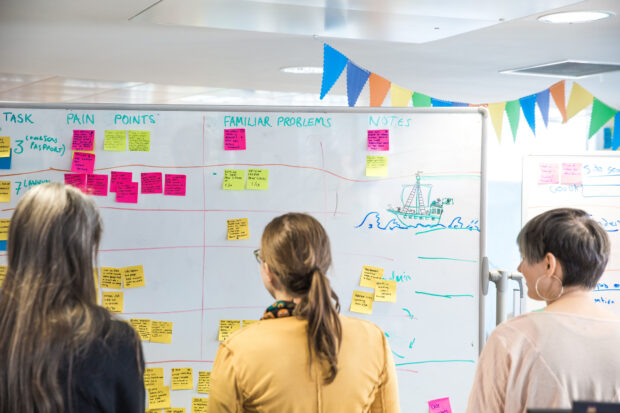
[246,169,269,190]
[366,155,388,177]
[128,130,150,152]
[104,130,127,151]
[222,169,245,190]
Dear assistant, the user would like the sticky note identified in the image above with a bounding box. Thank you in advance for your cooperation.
[538,163,559,185]
[561,163,582,185]
[222,169,245,190]
[100,267,122,289]
[141,172,163,194]
[148,386,170,409]
[350,291,374,315]
[246,169,269,190]
[242,320,259,327]
[428,397,452,413]
[72,130,95,151]
[224,128,246,150]
[124,265,145,288]
[226,218,249,240]
[128,130,150,152]
[150,321,173,343]
[144,367,164,390]
[65,173,87,191]
[110,171,132,192]
[360,265,384,287]
[171,368,194,390]
[164,174,186,196]
[165,409,186,413]
[129,318,152,340]
[116,182,139,203]
[197,371,211,394]
[0,265,7,287]
[367,129,389,151]
[145,409,162,413]
[71,152,95,174]
[0,149,12,169]
[366,156,388,177]
[374,280,397,302]
[101,291,123,313]
[0,219,10,241]
[0,181,10,202]
[218,320,241,341]
[104,130,126,151]
[191,397,209,413]
[0,137,10,158]
[86,174,108,196]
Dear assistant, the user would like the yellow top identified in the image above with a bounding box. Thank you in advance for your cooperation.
[210,315,400,413]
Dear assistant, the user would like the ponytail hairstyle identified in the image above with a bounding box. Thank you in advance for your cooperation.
[261,213,342,384]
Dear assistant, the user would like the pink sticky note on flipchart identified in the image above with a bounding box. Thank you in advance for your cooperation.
[72,130,95,151]
[116,182,138,203]
[538,163,559,185]
[71,152,95,174]
[86,174,109,196]
[64,173,86,191]
[367,129,389,151]
[428,397,452,413]
[141,172,163,194]
[164,174,186,196]
[224,129,246,150]
[110,171,132,193]
[560,163,583,185]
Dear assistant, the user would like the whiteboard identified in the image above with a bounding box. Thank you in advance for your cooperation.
[0,104,486,412]
[523,154,620,314]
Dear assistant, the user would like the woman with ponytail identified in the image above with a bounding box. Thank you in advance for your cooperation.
[210,213,399,412]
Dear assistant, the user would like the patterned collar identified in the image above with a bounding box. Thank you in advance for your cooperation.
[262,300,296,320]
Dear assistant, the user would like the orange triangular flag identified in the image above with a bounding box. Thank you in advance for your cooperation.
[549,81,567,123]
[566,82,594,121]
[390,83,413,107]
[488,102,506,142]
[369,73,390,107]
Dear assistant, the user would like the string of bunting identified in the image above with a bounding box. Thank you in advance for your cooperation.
[319,43,619,148]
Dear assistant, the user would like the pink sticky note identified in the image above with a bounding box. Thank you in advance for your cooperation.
[538,163,559,185]
[164,174,186,196]
[224,129,246,150]
[86,174,109,196]
[561,163,583,185]
[141,172,163,194]
[64,173,86,191]
[71,152,95,174]
[367,129,389,151]
[110,171,132,193]
[72,130,95,151]
[428,397,452,413]
[116,182,138,203]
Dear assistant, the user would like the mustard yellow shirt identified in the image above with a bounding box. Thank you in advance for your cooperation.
[210,315,400,413]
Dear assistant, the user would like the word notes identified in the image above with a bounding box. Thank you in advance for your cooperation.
[246,169,269,190]
[0,181,10,202]
[367,129,389,151]
[227,218,249,240]
[428,397,452,413]
[224,128,246,150]
[116,182,139,203]
[218,319,241,341]
[124,265,146,288]
[129,319,151,340]
[104,130,126,151]
[366,155,388,177]
[561,162,582,185]
[128,130,150,152]
[0,219,9,241]
[0,137,10,157]
[350,291,374,314]
[374,280,397,302]
[141,172,163,194]
[192,397,209,413]
[148,386,170,409]
[360,265,385,287]
[197,371,211,394]
[86,174,108,196]
[151,321,173,343]
[65,173,86,191]
[100,267,122,289]
[72,130,95,151]
[102,291,123,313]
[110,171,132,192]
[71,152,95,174]
[0,265,6,287]
[171,368,194,390]
[222,169,245,190]
[144,367,164,390]
[165,174,187,196]
[538,163,559,185]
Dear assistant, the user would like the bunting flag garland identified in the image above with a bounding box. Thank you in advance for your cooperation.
[431,98,453,107]
[390,84,413,107]
[614,112,620,150]
[505,100,521,142]
[519,94,537,135]
[369,73,390,107]
[549,80,567,123]
[412,92,432,107]
[320,44,348,100]
[589,98,617,138]
[346,61,370,107]
[566,82,594,121]
[536,89,550,127]
[488,102,506,142]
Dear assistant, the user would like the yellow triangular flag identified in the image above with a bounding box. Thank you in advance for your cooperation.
[390,83,413,107]
[566,83,594,121]
[488,102,506,142]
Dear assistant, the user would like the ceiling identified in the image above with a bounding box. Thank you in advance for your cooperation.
[0,0,619,106]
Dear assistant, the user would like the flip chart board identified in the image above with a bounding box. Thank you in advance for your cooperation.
[0,105,487,412]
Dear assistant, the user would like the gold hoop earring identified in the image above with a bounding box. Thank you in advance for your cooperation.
[535,275,564,301]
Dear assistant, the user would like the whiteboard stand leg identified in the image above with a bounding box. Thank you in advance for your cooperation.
[488,270,509,326]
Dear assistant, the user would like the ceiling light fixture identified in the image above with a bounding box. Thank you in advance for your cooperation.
[538,10,614,24]
[280,66,323,74]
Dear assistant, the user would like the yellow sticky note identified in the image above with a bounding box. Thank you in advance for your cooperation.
[222,169,246,190]
[242,320,259,328]
[0,137,10,158]
[197,371,211,394]
[104,130,127,151]
[0,265,7,287]
[171,367,194,390]
[350,291,374,315]
[374,280,397,302]
[191,397,209,413]
[102,292,123,313]
[226,218,249,240]
[128,130,150,152]
[100,267,123,289]
[145,409,162,413]
[144,367,164,390]
[0,181,10,203]
[0,219,10,241]
[129,318,151,340]
[150,321,173,343]
[148,386,170,409]
[366,155,388,177]
[246,169,269,190]
[123,265,145,288]
[164,409,186,413]
[360,265,384,288]
[218,320,241,341]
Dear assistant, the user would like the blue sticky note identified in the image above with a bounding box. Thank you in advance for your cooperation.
[0,149,12,169]
[0,240,6,251]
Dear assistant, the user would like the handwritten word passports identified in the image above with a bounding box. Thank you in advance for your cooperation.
[71,152,95,174]
[0,265,6,287]
[222,169,245,190]
[171,368,194,390]
[0,181,10,202]
[144,368,164,390]
[561,162,582,185]
[224,129,246,150]
[360,265,384,287]
[218,320,241,341]
[164,174,186,196]
[128,130,150,152]
[124,265,145,288]
[130,318,151,340]
[110,171,132,192]
[116,182,139,203]
[197,371,211,394]
[247,169,269,190]
[367,130,389,151]
[104,130,127,151]
[428,397,452,413]
[148,386,170,409]
[102,291,123,313]
[374,280,397,302]
[0,219,9,241]
[65,173,87,191]
[86,174,108,196]
[72,130,95,151]
[150,321,173,343]
[366,156,388,177]
[0,137,10,157]
[538,163,559,185]
[192,398,209,413]
[142,173,163,194]
[227,218,249,240]
[350,291,374,315]
[100,267,122,289]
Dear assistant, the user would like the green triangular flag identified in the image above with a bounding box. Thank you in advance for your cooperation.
[589,98,617,138]
[505,100,521,142]
[412,92,432,107]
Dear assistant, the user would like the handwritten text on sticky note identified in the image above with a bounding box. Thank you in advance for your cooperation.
[110,171,132,192]
[224,129,246,150]
[350,291,374,315]
[0,181,10,203]
[0,265,6,287]
[222,169,245,190]
[148,386,170,409]
[561,163,583,185]
[104,130,126,151]
[197,371,211,394]
[218,320,241,341]
[0,137,10,158]
[72,130,95,151]
[366,155,388,177]
[123,265,145,288]
[102,291,123,313]
[129,318,152,341]
[86,174,108,196]
[116,182,139,203]
[144,367,164,390]
[171,368,194,390]
[227,218,249,240]
[65,173,86,191]
[128,130,150,152]
[246,169,269,190]
[538,163,559,185]
[100,267,122,289]
[192,397,209,413]
[141,172,163,194]
[0,219,9,242]
[374,280,397,302]
[428,397,452,413]
[164,174,186,196]
[367,130,389,151]
[71,152,95,174]
[150,321,173,343]
[360,265,385,287]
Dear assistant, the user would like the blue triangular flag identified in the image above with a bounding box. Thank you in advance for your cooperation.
[451,102,469,107]
[536,89,550,127]
[520,94,537,135]
[346,61,370,107]
[613,112,620,151]
[604,127,612,149]
[320,44,348,100]
[431,98,453,107]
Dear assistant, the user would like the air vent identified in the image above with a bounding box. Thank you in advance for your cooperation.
[501,60,620,79]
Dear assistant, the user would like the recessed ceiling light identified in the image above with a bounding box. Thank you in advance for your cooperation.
[280,66,323,74]
[538,10,614,24]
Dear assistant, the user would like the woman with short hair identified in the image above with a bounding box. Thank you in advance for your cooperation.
[467,208,620,413]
